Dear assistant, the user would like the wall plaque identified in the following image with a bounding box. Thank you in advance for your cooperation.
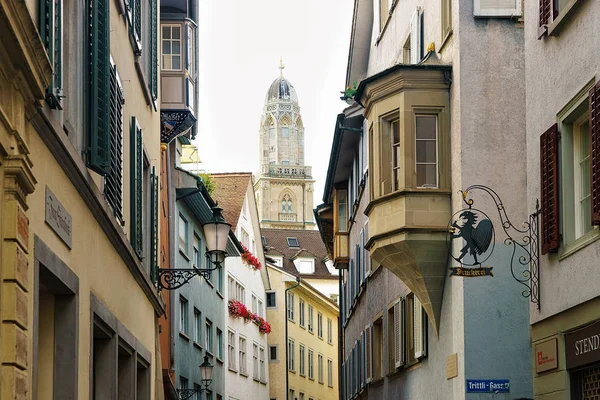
[446,353,458,379]
[565,320,600,369]
[45,186,72,248]
[535,338,558,373]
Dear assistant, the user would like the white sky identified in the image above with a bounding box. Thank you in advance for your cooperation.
[194,0,354,206]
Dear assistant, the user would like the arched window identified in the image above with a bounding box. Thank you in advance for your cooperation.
[282,194,293,214]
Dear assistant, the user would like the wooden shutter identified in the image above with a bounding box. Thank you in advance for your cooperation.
[150,166,159,283]
[150,0,158,101]
[130,117,144,257]
[365,325,372,383]
[39,0,63,109]
[87,0,111,175]
[130,0,142,55]
[414,296,425,359]
[105,64,124,224]
[356,244,362,287]
[540,123,560,254]
[365,222,371,276]
[410,7,422,64]
[394,299,404,368]
[590,81,600,225]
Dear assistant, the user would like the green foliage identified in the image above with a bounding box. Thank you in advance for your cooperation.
[199,173,217,195]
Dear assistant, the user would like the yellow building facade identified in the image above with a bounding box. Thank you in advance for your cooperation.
[267,264,339,400]
[0,0,165,398]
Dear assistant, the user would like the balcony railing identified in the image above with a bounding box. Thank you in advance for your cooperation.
[261,164,312,179]
[279,213,297,222]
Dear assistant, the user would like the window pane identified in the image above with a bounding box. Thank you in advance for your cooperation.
[417,164,437,187]
[162,26,170,39]
[416,116,436,139]
[162,41,171,54]
[173,26,181,39]
[416,140,436,163]
[172,56,180,70]
[282,127,289,137]
[173,41,181,55]
[392,120,400,144]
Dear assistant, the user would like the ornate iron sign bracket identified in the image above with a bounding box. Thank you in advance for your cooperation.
[176,388,203,400]
[454,185,541,309]
[157,265,219,291]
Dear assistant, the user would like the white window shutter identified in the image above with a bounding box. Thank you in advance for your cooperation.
[410,7,422,64]
[474,0,522,17]
[394,299,404,368]
[366,325,373,382]
[414,296,426,359]
[372,0,380,46]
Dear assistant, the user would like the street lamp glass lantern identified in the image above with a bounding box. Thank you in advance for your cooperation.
[199,355,213,385]
[203,205,231,263]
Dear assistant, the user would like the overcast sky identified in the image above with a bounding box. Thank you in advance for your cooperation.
[194,0,354,206]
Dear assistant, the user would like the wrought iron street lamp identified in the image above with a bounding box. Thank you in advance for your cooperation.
[157,205,231,291]
[176,356,214,400]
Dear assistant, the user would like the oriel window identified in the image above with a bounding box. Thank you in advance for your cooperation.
[161,24,181,70]
[415,115,438,188]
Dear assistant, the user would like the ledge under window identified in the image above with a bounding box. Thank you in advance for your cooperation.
[547,0,584,36]
[559,227,600,261]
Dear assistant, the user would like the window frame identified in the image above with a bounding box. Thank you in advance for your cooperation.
[415,114,439,189]
[161,23,183,71]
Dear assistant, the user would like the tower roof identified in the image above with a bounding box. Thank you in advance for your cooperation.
[265,76,299,104]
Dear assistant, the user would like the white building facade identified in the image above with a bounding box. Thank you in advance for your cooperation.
[212,173,271,400]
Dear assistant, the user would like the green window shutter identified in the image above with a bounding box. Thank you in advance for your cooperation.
[39,0,63,109]
[150,0,158,101]
[150,166,159,283]
[130,0,142,55]
[130,117,144,257]
[105,64,125,224]
[86,0,111,175]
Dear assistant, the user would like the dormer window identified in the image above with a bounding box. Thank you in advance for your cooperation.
[286,237,299,247]
[295,258,315,274]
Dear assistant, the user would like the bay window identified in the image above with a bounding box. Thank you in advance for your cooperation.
[161,24,181,70]
[415,115,438,188]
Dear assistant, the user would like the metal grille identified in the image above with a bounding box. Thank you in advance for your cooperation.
[582,367,600,399]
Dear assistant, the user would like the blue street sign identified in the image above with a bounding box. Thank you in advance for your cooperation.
[466,380,510,393]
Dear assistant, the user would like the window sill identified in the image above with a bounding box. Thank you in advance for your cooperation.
[179,332,190,341]
[239,372,249,378]
[193,341,202,351]
[318,381,324,385]
[206,350,214,358]
[547,0,584,36]
[260,380,267,385]
[216,290,224,299]
[206,279,214,289]
[216,357,224,364]
[559,227,600,261]
[299,325,306,330]
[228,367,238,373]
[253,377,261,382]
[308,377,315,381]
[369,376,385,388]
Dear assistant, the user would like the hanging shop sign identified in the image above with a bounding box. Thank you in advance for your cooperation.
[565,320,600,369]
[447,208,494,277]
[446,185,541,308]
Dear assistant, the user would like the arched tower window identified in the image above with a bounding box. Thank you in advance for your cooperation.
[281,194,293,214]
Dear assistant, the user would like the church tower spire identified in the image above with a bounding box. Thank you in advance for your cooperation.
[254,64,315,230]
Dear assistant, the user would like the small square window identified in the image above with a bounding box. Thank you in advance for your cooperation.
[286,237,299,247]
[266,292,276,308]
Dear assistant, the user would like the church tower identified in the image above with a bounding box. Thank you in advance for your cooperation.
[254,61,315,230]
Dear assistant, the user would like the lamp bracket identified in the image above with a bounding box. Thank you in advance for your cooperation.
[176,388,203,400]
[157,263,220,291]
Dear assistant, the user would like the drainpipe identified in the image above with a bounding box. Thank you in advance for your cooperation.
[167,143,176,372]
[338,269,343,399]
[285,276,301,400]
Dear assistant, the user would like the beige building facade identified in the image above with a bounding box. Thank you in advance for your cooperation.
[0,0,165,398]
[266,264,339,400]
[254,66,315,230]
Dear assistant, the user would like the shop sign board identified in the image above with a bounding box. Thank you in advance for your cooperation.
[565,321,600,369]
[535,338,558,373]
